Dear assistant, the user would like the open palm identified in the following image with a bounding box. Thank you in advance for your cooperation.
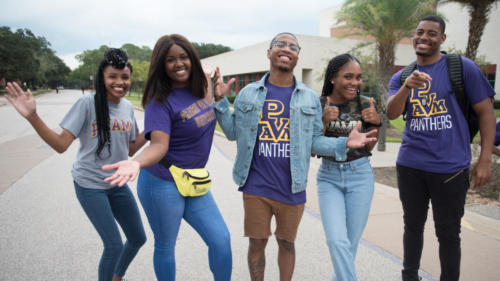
[5,82,36,119]
[213,67,235,100]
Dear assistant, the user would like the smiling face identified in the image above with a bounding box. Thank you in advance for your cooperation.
[331,61,362,104]
[413,20,446,58]
[165,43,192,88]
[103,66,131,104]
[267,34,299,73]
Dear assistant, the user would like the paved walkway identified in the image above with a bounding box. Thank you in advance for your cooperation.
[1,90,499,280]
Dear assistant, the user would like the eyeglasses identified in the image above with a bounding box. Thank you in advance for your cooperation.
[272,40,301,53]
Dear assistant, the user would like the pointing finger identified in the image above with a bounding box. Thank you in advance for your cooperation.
[369,97,374,108]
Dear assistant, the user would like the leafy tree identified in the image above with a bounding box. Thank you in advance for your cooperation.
[121,44,152,62]
[337,0,434,151]
[439,0,499,61]
[0,26,70,88]
[192,42,232,59]
[129,59,150,95]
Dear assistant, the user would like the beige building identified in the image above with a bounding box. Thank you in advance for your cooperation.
[203,2,498,98]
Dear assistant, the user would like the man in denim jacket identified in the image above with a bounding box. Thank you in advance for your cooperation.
[212,32,376,281]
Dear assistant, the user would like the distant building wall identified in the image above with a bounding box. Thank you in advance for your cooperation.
[204,3,498,98]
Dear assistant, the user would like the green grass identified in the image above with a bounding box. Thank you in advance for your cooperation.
[215,122,223,133]
[389,117,405,133]
[495,109,500,118]
[124,92,143,108]
[386,137,402,143]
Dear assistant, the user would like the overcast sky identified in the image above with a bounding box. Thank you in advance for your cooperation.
[2,0,344,69]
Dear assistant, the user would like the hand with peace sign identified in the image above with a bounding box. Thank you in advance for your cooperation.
[361,97,381,125]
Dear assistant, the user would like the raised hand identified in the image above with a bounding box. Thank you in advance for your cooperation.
[361,97,380,125]
[4,82,37,120]
[345,121,378,148]
[102,160,141,187]
[322,96,339,124]
[213,67,235,102]
[202,62,215,101]
[405,70,432,89]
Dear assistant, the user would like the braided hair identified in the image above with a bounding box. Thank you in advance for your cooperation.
[94,48,133,159]
[321,53,360,97]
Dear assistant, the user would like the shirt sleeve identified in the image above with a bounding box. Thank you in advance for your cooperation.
[59,95,89,138]
[462,57,495,104]
[144,99,172,140]
[130,112,139,142]
[387,70,404,98]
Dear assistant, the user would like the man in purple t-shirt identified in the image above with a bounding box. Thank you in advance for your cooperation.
[386,15,496,281]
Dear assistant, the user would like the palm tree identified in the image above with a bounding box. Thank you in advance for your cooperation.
[440,0,499,61]
[336,0,434,151]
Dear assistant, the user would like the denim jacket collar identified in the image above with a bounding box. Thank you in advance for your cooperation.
[255,72,308,94]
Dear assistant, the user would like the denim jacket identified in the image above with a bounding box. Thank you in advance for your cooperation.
[214,73,348,193]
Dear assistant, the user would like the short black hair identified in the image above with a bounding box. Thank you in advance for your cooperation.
[269,32,299,49]
[419,15,446,34]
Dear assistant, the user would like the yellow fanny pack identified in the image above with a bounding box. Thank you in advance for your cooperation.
[160,159,211,197]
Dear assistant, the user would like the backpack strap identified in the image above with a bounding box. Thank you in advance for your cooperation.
[445,53,467,116]
[400,61,418,85]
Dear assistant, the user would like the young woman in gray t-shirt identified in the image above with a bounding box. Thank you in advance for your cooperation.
[5,49,147,281]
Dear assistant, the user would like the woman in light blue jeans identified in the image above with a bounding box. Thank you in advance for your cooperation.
[316,54,380,281]
[138,169,231,280]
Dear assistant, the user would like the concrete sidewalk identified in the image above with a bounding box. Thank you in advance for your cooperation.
[1,90,499,280]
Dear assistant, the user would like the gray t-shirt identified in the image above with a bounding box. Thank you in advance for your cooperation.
[60,93,139,189]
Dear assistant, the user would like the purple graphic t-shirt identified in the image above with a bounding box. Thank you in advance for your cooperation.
[144,88,216,181]
[239,80,306,205]
[388,56,495,173]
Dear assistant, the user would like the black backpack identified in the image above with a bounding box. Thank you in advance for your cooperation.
[400,53,479,143]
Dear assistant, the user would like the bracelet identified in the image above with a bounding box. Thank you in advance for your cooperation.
[404,77,411,89]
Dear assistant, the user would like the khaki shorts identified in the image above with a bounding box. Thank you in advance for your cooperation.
[243,192,305,243]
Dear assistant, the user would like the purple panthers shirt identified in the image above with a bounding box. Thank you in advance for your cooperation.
[144,88,216,181]
[239,80,306,205]
[388,56,495,173]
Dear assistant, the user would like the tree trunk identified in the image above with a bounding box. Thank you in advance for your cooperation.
[465,1,494,61]
[376,41,396,151]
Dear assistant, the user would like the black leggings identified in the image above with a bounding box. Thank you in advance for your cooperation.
[397,165,469,281]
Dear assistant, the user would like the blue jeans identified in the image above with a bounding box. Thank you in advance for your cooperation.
[74,182,146,281]
[137,168,232,281]
[316,157,374,281]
